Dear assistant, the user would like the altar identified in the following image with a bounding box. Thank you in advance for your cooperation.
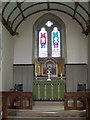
[33,80,65,101]
[33,34,65,101]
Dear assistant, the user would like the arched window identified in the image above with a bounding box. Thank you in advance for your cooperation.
[33,13,66,76]
[39,26,61,58]
[39,27,48,58]
[51,27,61,57]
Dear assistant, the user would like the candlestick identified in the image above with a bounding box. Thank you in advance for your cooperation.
[35,72,37,80]
[47,70,51,81]
[61,72,62,77]
[60,72,63,80]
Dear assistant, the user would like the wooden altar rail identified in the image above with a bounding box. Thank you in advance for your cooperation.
[64,92,90,120]
[0,92,33,119]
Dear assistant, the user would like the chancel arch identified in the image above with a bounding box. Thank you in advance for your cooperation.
[33,13,66,77]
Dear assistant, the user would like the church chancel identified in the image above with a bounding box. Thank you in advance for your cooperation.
[33,59,65,101]
[1,2,90,119]
[33,16,65,101]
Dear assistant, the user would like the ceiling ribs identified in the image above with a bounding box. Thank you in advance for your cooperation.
[73,2,79,18]
[47,2,50,11]
[2,2,15,36]
[2,17,15,36]
[7,2,23,23]
[14,8,84,35]
[2,2,90,36]
[13,2,86,34]
[2,2,10,16]
[16,2,25,20]
[79,3,90,18]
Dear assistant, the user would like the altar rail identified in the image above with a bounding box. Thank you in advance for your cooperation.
[64,92,90,120]
[1,92,33,119]
[33,80,65,100]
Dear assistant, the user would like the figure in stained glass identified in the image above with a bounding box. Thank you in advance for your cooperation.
[52,27,59,48]
[51,27,61,57]
[53,37,59,48]
[39,27,48,57]
[40,33,46,48]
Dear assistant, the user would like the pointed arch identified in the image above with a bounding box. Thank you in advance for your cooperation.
[33,13,67,76]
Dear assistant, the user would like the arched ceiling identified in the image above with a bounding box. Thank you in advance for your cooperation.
[1,1,90,36]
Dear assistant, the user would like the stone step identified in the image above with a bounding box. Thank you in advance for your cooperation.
[7,117,86,120]
[8,109,86,118]
[7,101,86,118]
[33,101,64,106]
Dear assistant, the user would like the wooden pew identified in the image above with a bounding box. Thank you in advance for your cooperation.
[1,92,33,119]
[64,92,90,120]
[86,94,90,120]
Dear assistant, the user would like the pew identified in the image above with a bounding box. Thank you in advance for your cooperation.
[64,92,90,120]
[1,92,33,119]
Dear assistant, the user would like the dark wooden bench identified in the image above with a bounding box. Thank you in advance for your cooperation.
[1,91,33,119]
[64,92,90,120]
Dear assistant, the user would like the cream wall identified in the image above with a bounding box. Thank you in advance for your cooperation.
[0,21,2,91]
[2,25,14,91]
[14,11,88,64]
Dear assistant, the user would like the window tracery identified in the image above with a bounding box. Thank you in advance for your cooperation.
[33,13,66,77]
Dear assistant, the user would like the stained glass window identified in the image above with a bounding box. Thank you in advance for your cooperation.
[39,27,48,58]
[38,23,61,58]
[34,13,66,76]
[51,27,61,57]
[45,20,53,27]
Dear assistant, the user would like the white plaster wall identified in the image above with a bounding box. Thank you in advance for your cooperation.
[0,21,2,91]
[14,11,47,64]
[14,11,88,64]
[53,11,88,63]
[2,25,14,91]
